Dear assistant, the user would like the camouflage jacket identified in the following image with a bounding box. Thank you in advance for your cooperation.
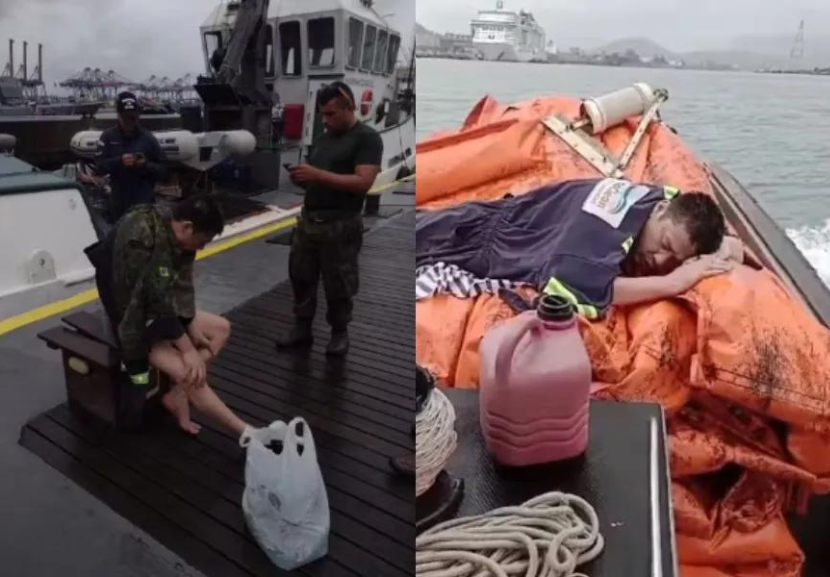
[111,204,195,361]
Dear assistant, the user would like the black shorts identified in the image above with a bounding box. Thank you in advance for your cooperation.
[145,316,194,345]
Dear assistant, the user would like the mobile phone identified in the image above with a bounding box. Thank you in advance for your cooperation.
[135,153,146,161]
[283,163,294,171]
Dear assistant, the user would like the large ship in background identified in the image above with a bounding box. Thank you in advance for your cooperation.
[470,0,546,62]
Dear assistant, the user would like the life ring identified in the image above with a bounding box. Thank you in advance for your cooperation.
[360,88,374,117]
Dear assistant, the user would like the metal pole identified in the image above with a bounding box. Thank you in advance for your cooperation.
[8,39,14,78]
[38,44,43,82]
[22,41,27,81]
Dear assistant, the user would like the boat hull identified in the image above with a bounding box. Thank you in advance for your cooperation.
[473,42,539,62]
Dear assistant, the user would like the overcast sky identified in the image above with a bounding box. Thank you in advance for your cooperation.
[417,0,830,53]
[0,0,414,93]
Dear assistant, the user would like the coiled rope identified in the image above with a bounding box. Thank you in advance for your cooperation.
[416,387,458,497]
[416,492,605,577]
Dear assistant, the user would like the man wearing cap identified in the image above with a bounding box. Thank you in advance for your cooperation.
[276,81,383,357]
[95,91,167,223]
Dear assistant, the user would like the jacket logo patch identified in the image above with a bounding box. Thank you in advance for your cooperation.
[582,178,650,229]
[158,266,170,278]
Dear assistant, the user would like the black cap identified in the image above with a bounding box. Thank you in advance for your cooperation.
[537,293,575,322]
[116,91,140,116]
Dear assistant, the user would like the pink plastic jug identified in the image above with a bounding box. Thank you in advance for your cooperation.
[479,294,592,467]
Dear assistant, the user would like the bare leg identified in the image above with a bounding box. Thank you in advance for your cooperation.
[149,341,248,436]
[187,312,232,358]
[150,343,201,434]
[161,384,199,434]
[187,385,248,437]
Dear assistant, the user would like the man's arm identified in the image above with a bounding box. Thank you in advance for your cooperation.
[142,132,167,181]
[121,218,186,343]
[291,129,382,194]
[94,131,121,175]
[612,255,734,306]
[612,276,683,306]
[315,165,380,195]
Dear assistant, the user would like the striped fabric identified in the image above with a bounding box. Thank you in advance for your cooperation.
[415,262,520,300]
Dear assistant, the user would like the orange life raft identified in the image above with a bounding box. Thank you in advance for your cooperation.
[415,94,830,577]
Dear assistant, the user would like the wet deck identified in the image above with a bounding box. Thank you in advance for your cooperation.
[19,209,415,576]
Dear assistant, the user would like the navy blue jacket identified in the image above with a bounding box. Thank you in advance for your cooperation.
[416,178,679,318]
[95,125,166,221]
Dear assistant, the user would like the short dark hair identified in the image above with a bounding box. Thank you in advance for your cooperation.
[173,194,224,238]
[665,192,725,255]
[317,81,355,109]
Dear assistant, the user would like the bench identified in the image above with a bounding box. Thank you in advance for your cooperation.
[431,388,678,577]
[38,310,168,430]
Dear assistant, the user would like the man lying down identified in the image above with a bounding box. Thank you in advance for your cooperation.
[416,178,747,317]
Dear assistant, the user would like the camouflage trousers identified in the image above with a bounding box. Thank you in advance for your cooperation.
[289,210,363,332]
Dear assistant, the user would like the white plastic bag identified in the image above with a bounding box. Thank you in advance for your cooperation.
[239,417,330,570]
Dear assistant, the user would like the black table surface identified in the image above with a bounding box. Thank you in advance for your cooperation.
[439,387,677,577]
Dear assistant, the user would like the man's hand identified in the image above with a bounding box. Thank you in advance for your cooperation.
[190,326,218,359]
[122,153,136,168]
[181,349,207,388]
[288,163,324,184]
[668,254,734,294]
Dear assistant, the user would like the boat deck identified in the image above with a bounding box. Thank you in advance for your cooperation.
[4,189,414,576]
[20,209,414,577]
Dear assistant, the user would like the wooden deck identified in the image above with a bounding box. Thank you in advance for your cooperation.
[20,210,415,577]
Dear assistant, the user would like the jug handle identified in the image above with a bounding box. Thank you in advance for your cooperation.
[494,312,539,387]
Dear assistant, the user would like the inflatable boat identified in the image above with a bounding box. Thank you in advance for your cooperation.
[415,83,830,577]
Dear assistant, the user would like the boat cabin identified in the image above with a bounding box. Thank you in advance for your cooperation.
[200,0,407,151]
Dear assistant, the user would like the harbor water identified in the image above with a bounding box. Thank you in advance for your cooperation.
[417,58,830,285]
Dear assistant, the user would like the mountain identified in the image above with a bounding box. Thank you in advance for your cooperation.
[682,50,787,70]
[729,33,830,68]
[592,36,830,70]
[591,38,679,60]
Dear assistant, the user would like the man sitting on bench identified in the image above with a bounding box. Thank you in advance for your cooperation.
[86,195,249,436]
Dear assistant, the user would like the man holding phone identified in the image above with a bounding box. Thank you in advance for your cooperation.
[276,81,383,357]
[95,92,167,223]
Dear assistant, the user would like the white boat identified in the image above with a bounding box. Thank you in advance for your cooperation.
[0,0,417,324]
[200,0,416,188]
[470,0,546,63]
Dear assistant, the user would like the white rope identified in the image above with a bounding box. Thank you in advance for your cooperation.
[416,492,605,577]
[416,388,458,497]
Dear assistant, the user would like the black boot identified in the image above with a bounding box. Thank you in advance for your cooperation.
[275,323,313,349]
[326,331,349,356]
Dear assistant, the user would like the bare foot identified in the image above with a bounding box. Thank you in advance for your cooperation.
[162,388,202,435]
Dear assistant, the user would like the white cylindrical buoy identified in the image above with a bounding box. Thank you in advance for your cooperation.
[218,130,257,157]
[69,130,103,158]
[581,82,656,135]
[154,130,200,162]
[0,133,16,152]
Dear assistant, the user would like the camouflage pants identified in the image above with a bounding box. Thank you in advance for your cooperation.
[289,211,363,331]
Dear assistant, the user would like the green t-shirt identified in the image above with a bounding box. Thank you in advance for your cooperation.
[305,121,383,213]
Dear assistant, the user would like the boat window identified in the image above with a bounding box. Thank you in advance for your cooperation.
[386,34,401,74]
[373,30,389,73]
[279,21,302,76]
[264,24,275,77]
[361,25,377,70]
[205,31,223,73]
[308,17,335,68]
[348,18,364,68]
[205,31,222,55]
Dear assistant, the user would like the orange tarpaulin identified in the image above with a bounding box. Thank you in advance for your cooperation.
[415,95,830,576]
